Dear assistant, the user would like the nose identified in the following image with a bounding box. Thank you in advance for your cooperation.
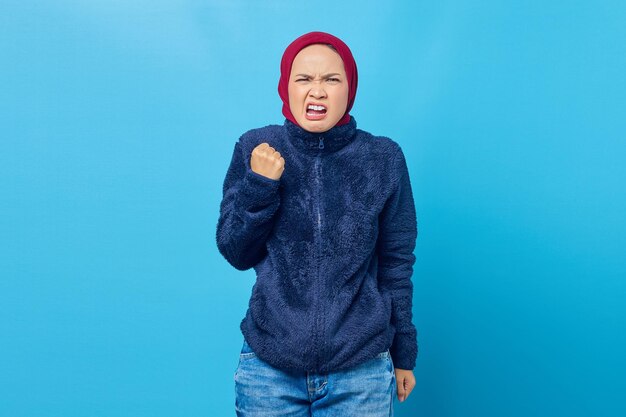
[309,81,326,99]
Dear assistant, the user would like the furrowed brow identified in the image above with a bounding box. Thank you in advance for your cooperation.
[294,73,342,78]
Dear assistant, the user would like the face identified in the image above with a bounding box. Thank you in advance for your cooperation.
[288,44,349,133]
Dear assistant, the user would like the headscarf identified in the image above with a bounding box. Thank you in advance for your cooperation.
[278,31,358,127]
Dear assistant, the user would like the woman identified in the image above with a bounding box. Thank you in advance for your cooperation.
[216,31,418,416]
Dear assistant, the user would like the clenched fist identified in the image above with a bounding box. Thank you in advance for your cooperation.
[250,142,285,180]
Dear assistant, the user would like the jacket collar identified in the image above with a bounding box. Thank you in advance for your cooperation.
[284,116,358,155]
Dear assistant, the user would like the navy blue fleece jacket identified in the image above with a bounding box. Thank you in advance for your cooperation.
[216,116,418,372]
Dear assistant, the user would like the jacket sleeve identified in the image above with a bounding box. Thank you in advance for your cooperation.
[377,146,419,370]
[216,140,281,270]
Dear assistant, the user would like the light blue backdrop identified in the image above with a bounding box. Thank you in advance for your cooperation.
[1,1,624,416]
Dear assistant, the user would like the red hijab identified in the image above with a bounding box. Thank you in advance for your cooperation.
[278,31,358,127]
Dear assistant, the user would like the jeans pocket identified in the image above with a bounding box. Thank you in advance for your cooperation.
[388,352,395,377]
[239,338,257,360]
[235,339,257,381]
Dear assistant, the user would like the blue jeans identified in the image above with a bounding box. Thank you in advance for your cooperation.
[234,339,396,416]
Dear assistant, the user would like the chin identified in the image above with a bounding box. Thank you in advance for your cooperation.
[299,119,336,133]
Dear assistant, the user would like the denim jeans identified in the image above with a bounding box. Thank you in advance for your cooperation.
[234,338,396,416]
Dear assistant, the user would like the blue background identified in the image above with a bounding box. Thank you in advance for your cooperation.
[2,1,625,416]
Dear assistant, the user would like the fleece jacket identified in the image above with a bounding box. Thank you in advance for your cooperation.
[216,115,419,372]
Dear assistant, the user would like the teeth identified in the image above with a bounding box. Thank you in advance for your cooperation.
[307,104,326,111]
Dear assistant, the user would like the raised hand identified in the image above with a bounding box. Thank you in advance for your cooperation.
[250,142,285,180]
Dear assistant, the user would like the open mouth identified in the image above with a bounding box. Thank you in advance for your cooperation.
[306,104,327,120]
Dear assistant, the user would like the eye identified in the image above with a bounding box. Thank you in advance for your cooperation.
[327,78,340,83]
[295,78,309,82]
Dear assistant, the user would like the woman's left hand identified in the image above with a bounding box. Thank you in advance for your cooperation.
[394,368,415,402]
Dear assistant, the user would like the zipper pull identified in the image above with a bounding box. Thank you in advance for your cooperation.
[318,136,324,149]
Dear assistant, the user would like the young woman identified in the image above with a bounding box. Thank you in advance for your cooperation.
[216,31,418,416]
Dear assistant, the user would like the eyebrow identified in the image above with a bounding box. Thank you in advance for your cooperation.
[294,73,342,78]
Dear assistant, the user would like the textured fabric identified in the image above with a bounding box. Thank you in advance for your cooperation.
[278,31,358,127]
[216,115,418,372]
[234,338,396,416]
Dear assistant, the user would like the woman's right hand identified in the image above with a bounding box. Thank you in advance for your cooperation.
[250,142,285,180]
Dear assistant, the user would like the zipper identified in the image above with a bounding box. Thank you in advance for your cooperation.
[316,160,321,228]
[314,154,323,369]
[311,135,324,370]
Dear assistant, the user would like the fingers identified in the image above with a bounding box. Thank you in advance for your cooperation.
[254,144,284,164]
[396,374,416,402]
[397,379,406,402]
[253,143,269,155]
[254,143,279,157]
